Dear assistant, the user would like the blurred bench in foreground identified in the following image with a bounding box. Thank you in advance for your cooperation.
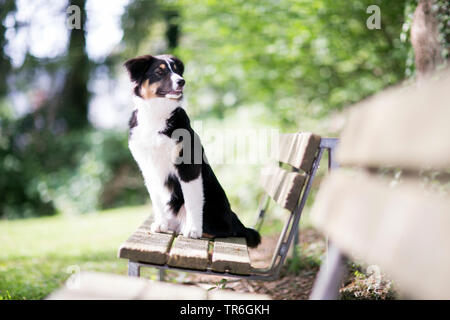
[47,272,271,300]
[309,70,450,300]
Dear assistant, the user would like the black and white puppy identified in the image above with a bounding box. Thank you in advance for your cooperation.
[124,54,261,248]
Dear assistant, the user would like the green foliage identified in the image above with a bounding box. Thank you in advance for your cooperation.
[0,290,12,300]
[120,0,161,56]
[1,0,414,219]
[340,263,396,300]
[285,240,324,275]
[0,105,147,218]
[29,129,147,216]
[401,0,418,78]
[174,0,408,129]
[436,0,450,60]
[207,278,228,291]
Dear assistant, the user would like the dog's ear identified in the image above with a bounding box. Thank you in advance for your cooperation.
[124,55,155,83]
[169,55,184,76]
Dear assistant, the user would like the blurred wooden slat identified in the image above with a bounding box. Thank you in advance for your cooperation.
[336,70,450,170]
[311,170,450,299]
[137,281,207,300]
[260,165,306,211]
[47,272,271,300]
[46,272,150,300]
[118,219,174,264]
[211,238,251,275]
[167,236,210,270]
[273,132,321,172]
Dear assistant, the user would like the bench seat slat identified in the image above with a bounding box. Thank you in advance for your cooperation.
[118,229,174,265]
[211,237,251,275]
[336,71,450,170]
[311,170,450,299]
[260,165,306,211]
[167,236,210,270]
[273,132,321,172]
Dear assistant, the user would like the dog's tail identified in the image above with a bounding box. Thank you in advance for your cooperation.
[231,212,261,248]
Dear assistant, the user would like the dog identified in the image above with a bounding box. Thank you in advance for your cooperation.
[124,54,261,248]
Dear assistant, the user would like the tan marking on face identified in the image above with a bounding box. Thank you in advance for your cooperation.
[160,64,166,69]
[140,79,160,100]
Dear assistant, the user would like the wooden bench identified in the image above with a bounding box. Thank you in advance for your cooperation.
[118,132,338,281]
[309,69,450,299]
[46,272,271,300]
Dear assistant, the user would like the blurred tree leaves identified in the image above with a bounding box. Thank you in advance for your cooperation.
[0,0,416,218]
[174,0,408,129]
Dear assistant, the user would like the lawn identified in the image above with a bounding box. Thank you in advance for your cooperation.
[0,205,153,300]
[0,187,324,301]
[0,203,287,300]
[0,201,395,300]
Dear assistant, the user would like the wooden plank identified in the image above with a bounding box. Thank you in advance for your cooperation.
[138,281,207,300]
[211,238,251,275]
[118,227,174,265]
[336,69,450,170]
[47,271,271,300]
[167,236,210,270]
[260,165,306,211]
[310,170,450,299]
[46,272,208,300]
[46,272,150,300]
[273,132,321,172]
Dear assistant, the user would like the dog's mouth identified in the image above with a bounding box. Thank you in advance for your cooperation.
[158,90,183,99]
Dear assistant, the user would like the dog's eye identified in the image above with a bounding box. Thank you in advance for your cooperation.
[155,68,163,76]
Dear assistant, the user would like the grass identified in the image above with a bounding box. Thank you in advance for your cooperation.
[0,193,320,300]
[0,205,154,300]
[0,203,285,300]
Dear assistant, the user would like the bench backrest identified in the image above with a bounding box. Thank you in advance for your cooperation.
[260,132,321,211]
[310,70,450,299]
[254,131,323,275]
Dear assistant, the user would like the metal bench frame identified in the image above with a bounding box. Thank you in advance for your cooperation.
[127,138,339,281]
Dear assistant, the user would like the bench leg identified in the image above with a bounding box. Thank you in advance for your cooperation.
[309,242,346,300]
[158,269,166,281]
[128,261,140,277]
[293,227,300,259]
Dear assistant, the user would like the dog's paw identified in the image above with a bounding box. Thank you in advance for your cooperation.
[181,224,202,239]
[150,221,169,233]
[167,219,181,233]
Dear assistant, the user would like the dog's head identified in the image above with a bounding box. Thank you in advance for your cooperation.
[124,54,185,100]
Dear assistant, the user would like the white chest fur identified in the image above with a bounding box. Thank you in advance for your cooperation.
[128,97,180,186]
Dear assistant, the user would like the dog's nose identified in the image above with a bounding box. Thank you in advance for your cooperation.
[177,79,185,87]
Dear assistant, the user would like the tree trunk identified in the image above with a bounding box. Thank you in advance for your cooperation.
[57,0,91,130]
[410,0,444,79]
[0,1,16,98]
[165,10,180,50]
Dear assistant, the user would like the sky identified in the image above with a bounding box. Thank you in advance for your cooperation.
[4,0,132,129]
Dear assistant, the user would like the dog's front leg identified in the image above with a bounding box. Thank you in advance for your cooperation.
[145,181,170,233]
[179,175,204,239]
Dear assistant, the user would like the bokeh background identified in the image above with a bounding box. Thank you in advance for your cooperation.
[0,0,448,299]
[0,0,415,219]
